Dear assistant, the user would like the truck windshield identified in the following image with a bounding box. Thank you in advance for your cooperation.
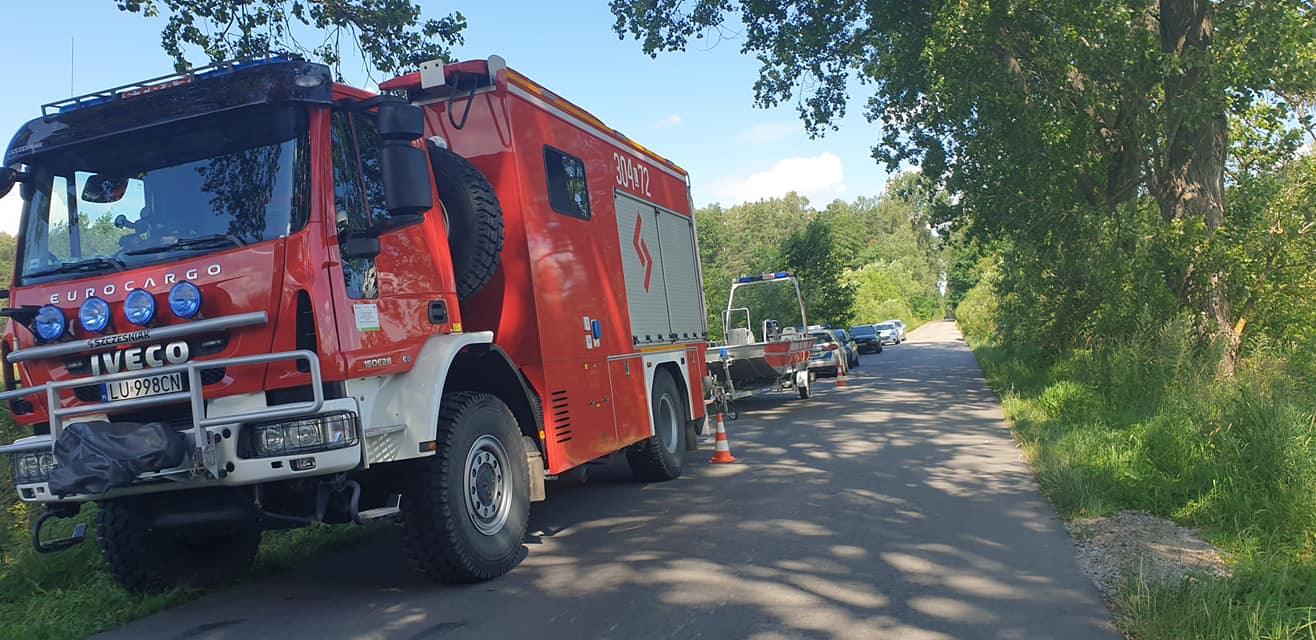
[19,104,309,285]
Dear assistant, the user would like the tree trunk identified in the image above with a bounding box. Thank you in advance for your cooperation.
[1157,0,1238,375]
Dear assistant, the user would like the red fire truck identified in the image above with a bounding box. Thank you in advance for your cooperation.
[0,55,709,592]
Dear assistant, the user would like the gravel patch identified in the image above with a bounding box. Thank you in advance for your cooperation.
[1066,510,1231,601]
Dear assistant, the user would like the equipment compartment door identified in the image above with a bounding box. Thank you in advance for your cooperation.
[609,356,650,447]
[614,191,671,346]
[655,209,705,343]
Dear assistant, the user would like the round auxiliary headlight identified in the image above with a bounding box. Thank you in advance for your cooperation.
[123,289,156,326]
[168,282,202,319]
[79,297,111,333]
[33,305,66,341]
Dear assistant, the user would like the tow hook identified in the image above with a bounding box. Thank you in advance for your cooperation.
[31,506,87,554]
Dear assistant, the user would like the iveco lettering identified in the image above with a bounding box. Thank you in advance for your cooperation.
[0,56,709,593]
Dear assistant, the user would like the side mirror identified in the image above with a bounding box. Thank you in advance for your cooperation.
[81,174,129,204]
[379,142,433,218]
[376,102,425,141]
[341,235,382,260]
[0,167,14,199]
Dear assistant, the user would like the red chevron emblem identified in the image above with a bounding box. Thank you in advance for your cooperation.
[632,214,653,291]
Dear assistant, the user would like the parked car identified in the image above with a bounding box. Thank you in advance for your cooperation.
[848,325,884,354]
[832,328,861,368]
[888,319,908,342]
[808,331,848,377]
[874,322,900,345]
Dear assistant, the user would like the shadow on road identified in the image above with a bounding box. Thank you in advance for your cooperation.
[98,322,1114,640]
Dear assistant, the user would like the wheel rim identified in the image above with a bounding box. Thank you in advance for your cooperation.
[657,394,680,454]
[464,434,512,536]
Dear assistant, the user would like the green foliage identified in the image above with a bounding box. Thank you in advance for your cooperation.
[612,0,1316,363]
[966,294,1316,637]
[115,0,467,77]
[781,218,854,327]
[696,177,944,338]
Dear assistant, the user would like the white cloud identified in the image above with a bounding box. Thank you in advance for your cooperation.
[0,192,21,236]
[739,122,797,145]
[656,113,683,127]
[710,152,846,205]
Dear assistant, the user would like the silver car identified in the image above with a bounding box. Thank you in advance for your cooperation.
[874,322,899,345]
[885,319,907,343]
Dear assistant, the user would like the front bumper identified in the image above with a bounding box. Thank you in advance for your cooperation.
[0,350,363,504]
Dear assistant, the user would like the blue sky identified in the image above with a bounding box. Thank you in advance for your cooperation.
[0,1,892,234]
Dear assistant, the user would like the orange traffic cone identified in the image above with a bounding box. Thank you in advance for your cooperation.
[709,413,737,463]
[836,365,848,388]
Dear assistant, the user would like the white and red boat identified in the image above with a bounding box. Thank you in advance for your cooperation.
[705,272,815,417]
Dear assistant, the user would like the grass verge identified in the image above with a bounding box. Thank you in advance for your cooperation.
[965,318,1316,639]
[0,420,380,640]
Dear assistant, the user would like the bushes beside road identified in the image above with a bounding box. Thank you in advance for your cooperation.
[959,293,1316,638]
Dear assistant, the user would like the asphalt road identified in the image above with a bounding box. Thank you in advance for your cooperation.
[98,321,1117,640]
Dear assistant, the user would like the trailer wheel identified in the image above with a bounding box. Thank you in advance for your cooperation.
[429,145,505,299]
[797,369,812,399]
[627,370,687,481]
[401,391,529,583]
[97,497,260,594]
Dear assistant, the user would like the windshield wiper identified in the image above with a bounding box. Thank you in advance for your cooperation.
[24,257,127,279]
[123,234,247,256]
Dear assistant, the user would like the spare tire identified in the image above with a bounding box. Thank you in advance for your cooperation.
[429,144,505,299]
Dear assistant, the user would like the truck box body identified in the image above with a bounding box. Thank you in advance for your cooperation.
[383,61,709,472]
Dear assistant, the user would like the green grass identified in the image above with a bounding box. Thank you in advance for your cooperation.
[964,318,1316,639]
[0,420,380,640]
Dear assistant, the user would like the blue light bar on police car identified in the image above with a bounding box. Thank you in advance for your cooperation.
[735,271,794,283]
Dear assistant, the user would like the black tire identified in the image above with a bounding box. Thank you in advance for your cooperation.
[97,497,260,594]
[626,370,687,482]
[428,145,505,299]
[401,392,529,583]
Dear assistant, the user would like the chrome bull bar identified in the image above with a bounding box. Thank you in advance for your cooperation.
[0,350,323,480]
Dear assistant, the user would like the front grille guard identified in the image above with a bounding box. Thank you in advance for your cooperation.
[0,350,323,481]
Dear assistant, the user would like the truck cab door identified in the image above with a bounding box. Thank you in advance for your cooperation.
[325,110,448,378]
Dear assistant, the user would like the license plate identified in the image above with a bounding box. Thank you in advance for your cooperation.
[101,372,185,401]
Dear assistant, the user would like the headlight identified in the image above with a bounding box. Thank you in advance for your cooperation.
[79,297,111,333]
[247,412,359,458]
[33,305,66,341]
[11,450,56,484]
[124,289,156,326]
[168,282,202,318]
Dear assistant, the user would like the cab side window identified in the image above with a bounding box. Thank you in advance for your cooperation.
[331,112,379,299]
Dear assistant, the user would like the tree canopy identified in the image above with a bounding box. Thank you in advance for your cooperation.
[115,0,466,76]
[696,174,944,339]
[612,0,1316,371]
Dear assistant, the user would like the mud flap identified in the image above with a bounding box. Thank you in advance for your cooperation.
[47,421,188,496]
[523,436,546,502]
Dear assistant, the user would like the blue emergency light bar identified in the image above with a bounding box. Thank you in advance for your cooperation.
[735,271,793,283]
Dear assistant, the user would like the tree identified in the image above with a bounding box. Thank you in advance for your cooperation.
[610,0,1316,373]
[782,218,854,327]
[115,0,466,77]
